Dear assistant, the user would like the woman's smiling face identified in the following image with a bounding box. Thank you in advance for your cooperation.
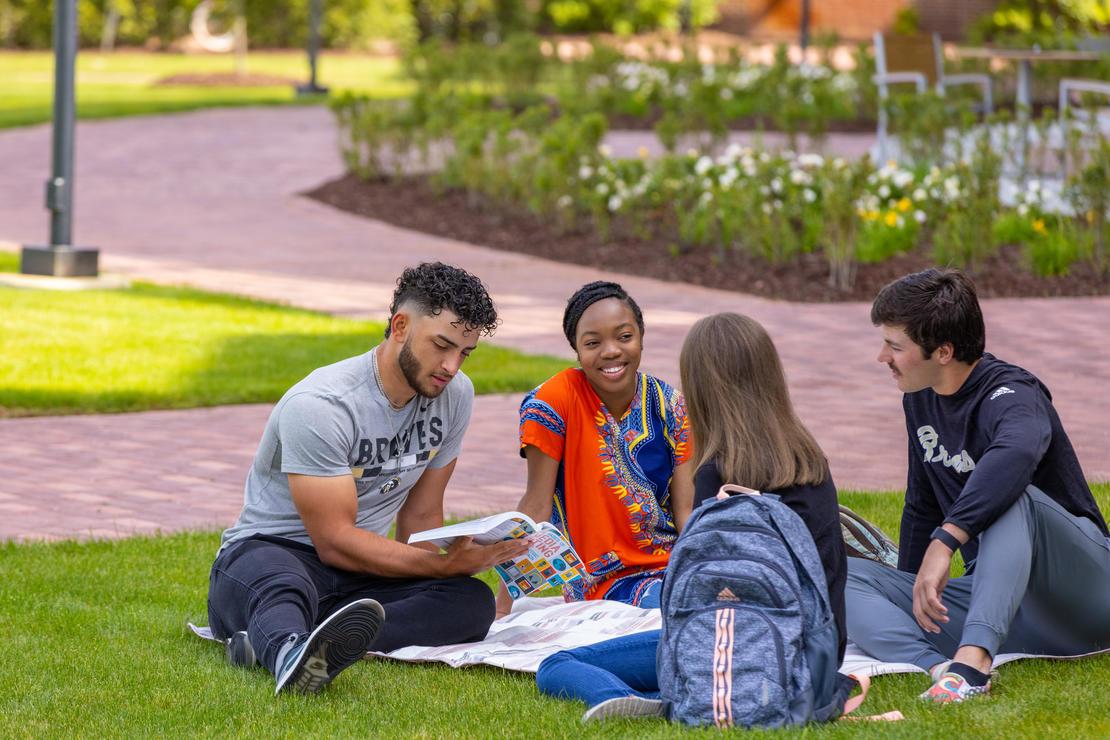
[574,297,643,412]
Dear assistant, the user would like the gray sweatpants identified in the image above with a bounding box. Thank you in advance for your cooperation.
[846,486,1110,672]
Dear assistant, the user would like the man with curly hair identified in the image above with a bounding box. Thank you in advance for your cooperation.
[207,262,528,694]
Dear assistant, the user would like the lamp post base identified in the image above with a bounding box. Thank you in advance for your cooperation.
[295,82,329,96]
[20,245,99,277]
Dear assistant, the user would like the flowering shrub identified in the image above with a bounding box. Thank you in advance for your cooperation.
[570,48,860,151]
[332,61,1107,290]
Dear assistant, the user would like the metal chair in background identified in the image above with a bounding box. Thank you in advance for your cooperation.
[872,32,994,163]
[873,32,928,162]
[1057,77,1110,175]
[933,33,994,114]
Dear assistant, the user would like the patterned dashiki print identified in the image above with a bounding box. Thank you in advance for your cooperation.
[519,367,692,601]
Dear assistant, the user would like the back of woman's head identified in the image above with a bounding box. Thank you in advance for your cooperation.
[680,313,827,491]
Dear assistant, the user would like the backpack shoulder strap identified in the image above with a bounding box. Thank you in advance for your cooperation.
[839,505,899,568]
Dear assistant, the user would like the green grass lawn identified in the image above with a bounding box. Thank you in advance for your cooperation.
[0,50,412,129]
[3,485,1110,737]
[0,276,569,415]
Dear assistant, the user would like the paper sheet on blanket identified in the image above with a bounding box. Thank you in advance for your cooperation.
[189,596,1110,676]
[368,596,660,672]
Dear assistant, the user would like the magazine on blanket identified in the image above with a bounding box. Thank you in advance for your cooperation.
[409,512,585,599]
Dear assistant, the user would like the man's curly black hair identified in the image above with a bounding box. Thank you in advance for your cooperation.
[385,262,499,338]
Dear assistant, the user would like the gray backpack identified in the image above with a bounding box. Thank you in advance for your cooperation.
[657,485,854,728]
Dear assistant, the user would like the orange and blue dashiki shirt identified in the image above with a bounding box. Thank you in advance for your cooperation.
[518,367,692,601]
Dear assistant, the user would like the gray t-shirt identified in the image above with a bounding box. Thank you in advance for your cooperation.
[218,347,473,554]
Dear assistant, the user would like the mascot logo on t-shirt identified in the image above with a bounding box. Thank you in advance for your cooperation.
[917,425,976,474]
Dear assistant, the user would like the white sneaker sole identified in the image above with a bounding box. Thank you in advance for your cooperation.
[581,696,665,722]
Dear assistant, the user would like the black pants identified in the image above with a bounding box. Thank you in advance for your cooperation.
[207,535,496,674]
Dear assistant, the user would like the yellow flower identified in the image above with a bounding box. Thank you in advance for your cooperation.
[884,211,899,227]
[1033,218,1046,233]
[637,146,649,159]
[897,197,912,212]
[1087,210,1096,223]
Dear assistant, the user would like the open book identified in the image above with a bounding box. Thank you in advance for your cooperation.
[409,512,585,599]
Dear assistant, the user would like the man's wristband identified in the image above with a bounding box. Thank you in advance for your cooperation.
[931,526,961,552]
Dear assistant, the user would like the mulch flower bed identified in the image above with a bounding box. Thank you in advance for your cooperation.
[306,173,1110,303]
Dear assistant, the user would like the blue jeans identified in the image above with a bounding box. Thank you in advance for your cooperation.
[846,486,1110,671]
[536,630,662,706]
[207,535,495,675]
[603,572,662,609]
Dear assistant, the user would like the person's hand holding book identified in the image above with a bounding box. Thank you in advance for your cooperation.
[440,535,531,577]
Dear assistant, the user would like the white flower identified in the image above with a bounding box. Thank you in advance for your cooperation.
[694,156,713,176]
[579,166,593,180]
[608,195,623,211]
[596,183,609,195]
[803,188,817,203]
[878,184,891,199]
[914,210,927,224]
[761,202,773,214]
[913,188,927,201]
[771,178,783,194]
[597,144,612,158]
[557,195,572,209]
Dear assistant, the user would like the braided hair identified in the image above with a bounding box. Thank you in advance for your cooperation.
[386,262,499,338]
[562,280,644,350]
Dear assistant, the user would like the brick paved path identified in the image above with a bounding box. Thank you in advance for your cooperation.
[1,107,1107,542]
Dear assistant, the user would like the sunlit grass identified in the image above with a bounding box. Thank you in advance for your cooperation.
[0,279,568,415]
[3,483,1110,737]
[0,50,412,128]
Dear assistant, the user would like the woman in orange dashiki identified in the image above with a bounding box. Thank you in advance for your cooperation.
[495,281,694,616]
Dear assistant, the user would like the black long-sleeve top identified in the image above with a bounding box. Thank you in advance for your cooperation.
[693,460,848,664]
[898,353,1107,573]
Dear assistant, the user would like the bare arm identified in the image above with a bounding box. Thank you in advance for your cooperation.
[290,464,527,579]
[912,522,969,633]
[670,457,695,532]
[495,445,561,618]
[394,460,455,551]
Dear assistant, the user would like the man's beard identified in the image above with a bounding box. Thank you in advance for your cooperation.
[399,337,446,399]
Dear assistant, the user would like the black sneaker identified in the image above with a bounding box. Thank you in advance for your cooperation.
[225,630,257,668]
[274,598,386,695]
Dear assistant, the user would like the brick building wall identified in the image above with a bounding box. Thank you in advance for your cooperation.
[713,0,1000,42]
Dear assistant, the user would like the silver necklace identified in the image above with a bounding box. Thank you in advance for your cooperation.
[371,348,419,467]
[372,347,408,410]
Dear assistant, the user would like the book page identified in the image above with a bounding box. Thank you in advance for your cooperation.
[496,523,585,599]
[407,511,535,549]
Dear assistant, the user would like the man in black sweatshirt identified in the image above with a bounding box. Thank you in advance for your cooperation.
[845,268,1110,703]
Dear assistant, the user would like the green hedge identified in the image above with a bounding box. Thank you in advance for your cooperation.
[0,0,718,49]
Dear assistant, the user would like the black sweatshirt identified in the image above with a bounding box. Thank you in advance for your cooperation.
[898,353,1107,573]
[693,460,848,663]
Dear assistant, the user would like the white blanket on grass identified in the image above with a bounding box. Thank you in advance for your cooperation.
[188,596,1110,676]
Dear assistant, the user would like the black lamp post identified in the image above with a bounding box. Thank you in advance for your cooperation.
[21,0,99,277]
[296,0,328,95]
[799,0,810,53]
